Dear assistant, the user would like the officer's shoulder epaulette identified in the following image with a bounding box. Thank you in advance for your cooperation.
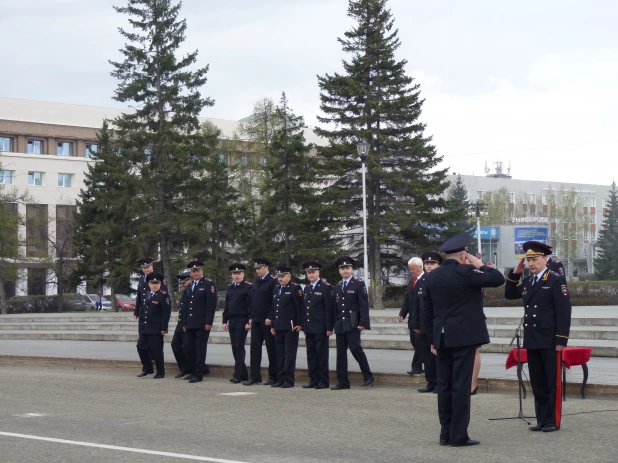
[337,281,342,286]
[228,283,233,287]
[244,281,252,285]
[356,277,363,281]
[269,274,277,279]
[160,290,167,294]
[204,277,212,282]
[290,282,299,286]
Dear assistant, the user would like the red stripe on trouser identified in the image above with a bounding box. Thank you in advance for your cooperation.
[555,351,563,428]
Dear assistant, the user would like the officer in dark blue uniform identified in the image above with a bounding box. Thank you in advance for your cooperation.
[136,272,171,379]
[243,257,278,386]
[181,259,217,383]
[330,256,374,390]
[267,265,303,388]
[411,251,443,393]
[222,263,251,384]
[133,257,168,320]
[505,241,572,432]
[300,260,334,389]
[171,271,191,379]
[547,256,566,278]
[423,234,505,447]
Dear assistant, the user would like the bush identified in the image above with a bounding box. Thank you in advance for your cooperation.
[382,285,407,309]
[7,294,84,314]
[483,281,618,306]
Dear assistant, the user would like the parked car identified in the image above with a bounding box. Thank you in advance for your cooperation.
[112,294,136,312]
[80,294,112,311]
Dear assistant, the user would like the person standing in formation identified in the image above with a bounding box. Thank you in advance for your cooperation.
[300,260,334,389]
[171,271,192,378]
[398,257,425,375]
[222,263,251,384]
[331,256,374,390]
[134,257,168,320]
[267,265,303,388]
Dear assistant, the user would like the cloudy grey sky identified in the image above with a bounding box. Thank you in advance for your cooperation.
[2,0,618,185]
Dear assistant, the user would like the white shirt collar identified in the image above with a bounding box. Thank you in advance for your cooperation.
[534,268,548,281]
[342,277,353,284]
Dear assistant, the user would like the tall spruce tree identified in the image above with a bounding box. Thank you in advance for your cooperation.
[315,0,450,307]
[594,182,618,280]
[110,0,213,304]
[447,175,473,235]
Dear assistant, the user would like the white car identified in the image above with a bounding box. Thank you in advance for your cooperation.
[82,294,113,311]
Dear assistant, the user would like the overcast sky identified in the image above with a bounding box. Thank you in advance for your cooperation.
[2,0,618,186]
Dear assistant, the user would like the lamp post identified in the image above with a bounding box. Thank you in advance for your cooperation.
[357,141,370,286]
[468,201,489,258]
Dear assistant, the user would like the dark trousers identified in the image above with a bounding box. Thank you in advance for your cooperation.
[171,330,188,374]
[249,321,277,382]
[418,333,437,388]
[409,329,423,371]
[228,319,249,381]
[436,341,476,445]
[527,348,558,427]
[136,333,164,374]
[305,332,329,386]
[275,330,299,385]
[335,330,372,387]
[184,329,210,380]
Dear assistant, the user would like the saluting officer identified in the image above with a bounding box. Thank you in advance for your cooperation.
[243,258,278,386]
[300,260,334,389]
[267,265,303,388]
[182,259,217,384]
[136,272,171,379]
[505,241,572,432]
[133,257,168,320]
[171,271,192,379]
[330,256,374,390]
[423,233,505,447]
[222,263,251,384]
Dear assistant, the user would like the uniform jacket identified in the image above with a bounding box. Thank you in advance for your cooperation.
[504,269,572,349]
[269,282,303,331]
[399,274,424,331]
[138,290,171,335]
[134,273,168,318]
[249,273,277,322]
[547,258,566,278]
[174,287,189,333]
[222,280,252,324]
[302,279,334,334]
[333,277,370,334]
[181,277,218,330]
[423,260,505,349]
[410,276,429,334]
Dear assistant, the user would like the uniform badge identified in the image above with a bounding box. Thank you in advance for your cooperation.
[473,269,483,273]
[211,287,215,293]
[298,290,302,296]
[347,290,355,294]
[561,284,568,296]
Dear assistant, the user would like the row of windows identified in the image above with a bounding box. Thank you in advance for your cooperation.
[477,190,605,208]
[549,228,597,239]
[0,136,98,158]
[0,170,72,188]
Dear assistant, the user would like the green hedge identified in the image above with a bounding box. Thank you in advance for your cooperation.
[7,294,84,314]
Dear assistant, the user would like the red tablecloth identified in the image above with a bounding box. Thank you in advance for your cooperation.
[506,347,592,369]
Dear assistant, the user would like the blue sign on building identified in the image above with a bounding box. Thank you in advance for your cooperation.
[514,227,549,257]
[472,226,499,240]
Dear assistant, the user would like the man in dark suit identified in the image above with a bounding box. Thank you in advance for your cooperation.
[134,257,168,320]
[181,259,217,383]
[300,260,334,389]
[267,265,303,388]
[423,233,505,447]
[222,263,251,384]
[243,258,278,386]
[398,257,424,375]
[171,271,191,378]
[505,241,572,432]
[136,272,171,379]
[330,256,374,390]
[411,251,443,393]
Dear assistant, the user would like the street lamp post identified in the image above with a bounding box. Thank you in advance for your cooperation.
[357,141,370,286]
[468,201,489,258]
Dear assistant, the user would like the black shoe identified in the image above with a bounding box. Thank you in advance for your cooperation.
[242,379,262,386]
[183,375,194,380]
[315,383,329,389]
[188,377,202,383]
[361,376,375,387]
[529,425,543,432]
[263,378,277,386]
[410,369,423,375]
[174,372,187,379]
[203,365,210,376]
[417,386,435,393]
[281,382,294,389]
[406,371,415,375]
[451,438,480,447]
[439,439,450,446]
[432,389,438,394]
[302,383,317,389]
[471,386,478,395]
[542,426,557,432]
[330,383,350,390]
[153,372,165,379]
[137,371,153,378]
[229,378,241,384]
[270,381,283,388]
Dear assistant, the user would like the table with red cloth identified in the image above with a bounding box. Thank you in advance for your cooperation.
[506,347,592,399]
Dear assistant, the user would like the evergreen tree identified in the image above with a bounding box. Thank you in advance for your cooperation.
[315,0,450,307]
[594,182,618,280]
[110,0,213,304]
[447,175,473,234]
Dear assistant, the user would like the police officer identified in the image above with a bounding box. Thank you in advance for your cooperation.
[423,233,505,447]
[181,259,217,383]
[411,251,443,393]
[243,258,278,386]
[136,272,171,378]
[133,257,168,320]
[505,241,572,432]
[267,265,303,388]
[301,260,334,389]
[547,256,566,278]
[222,263,251,384]
[171,271,192,379]
[330,256,374,390]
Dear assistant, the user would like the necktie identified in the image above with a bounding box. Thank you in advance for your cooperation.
[412,277,417,289]
[193,281,198,291]
[342,281,347,292]
[533,275,539,285]
[146,292,154,302]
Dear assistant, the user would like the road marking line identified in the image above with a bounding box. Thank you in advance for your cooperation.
[0,431,250,463]
[13,413,47,417]
[218,392,257,396]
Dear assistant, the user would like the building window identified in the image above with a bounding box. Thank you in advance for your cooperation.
[85,143,98,158]
[591,214,596,224]
[591,230,596,239]
[584,229,588,239]
[584,267,589,274]
[58,173,72,188]
[476,190,486,200]
[525,193,536,203]
[591,197,596,207]
[239,155,248,166]
[542,194,548,205]
[509,192,515,203]
[57,141,73,156]
[0,136,13,152]
[28,172,43,186]
[56,205,76,257]
[218,154,226,163]
[260,156,268,167]
[28,139,44,154]
[26,204,48,258]
[0,170,13,185]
